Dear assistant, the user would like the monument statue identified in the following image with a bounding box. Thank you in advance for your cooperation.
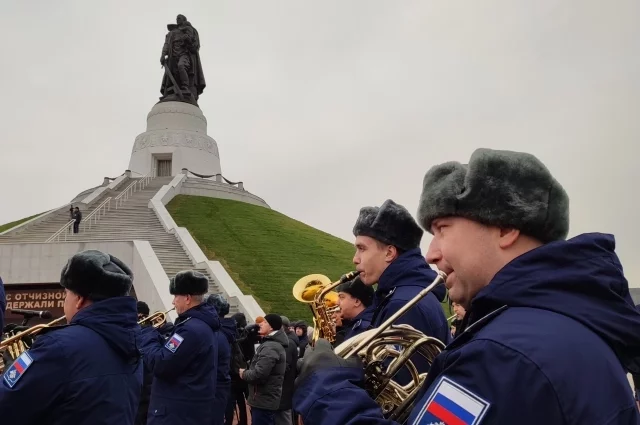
[159,14,206,105]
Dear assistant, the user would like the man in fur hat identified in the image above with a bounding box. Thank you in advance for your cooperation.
[336,275,374,341]
[350,198,450,381]
[0,250,143,425]
[292,148,640,425]
[139,270,220,425]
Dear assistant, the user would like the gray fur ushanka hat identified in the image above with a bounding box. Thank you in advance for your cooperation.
[60,250,133,301]
[353,199,423,251]
[417,148,569,243]
[169,270,209,295]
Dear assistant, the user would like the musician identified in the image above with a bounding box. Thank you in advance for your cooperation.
[336,275,374,340]
[351,199,450,381]
[205,293,236,425]
[293,148,640,425]
[139,270,220,425]
[0,250,143,424]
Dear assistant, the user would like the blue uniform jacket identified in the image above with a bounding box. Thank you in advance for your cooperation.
[212,317,236,425]
[0,296,143,425]
[344,307,374,341]
[140,302,220,425]
[368,248,450,384]
[293,233,640,425]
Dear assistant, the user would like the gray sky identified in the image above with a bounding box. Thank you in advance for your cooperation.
[2,1,639,286]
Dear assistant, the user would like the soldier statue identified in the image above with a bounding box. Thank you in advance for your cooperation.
[159,14,206,105]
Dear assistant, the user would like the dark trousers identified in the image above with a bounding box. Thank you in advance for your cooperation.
[225,386,247,425]
[251,407,275,425]
[73,221,80,233]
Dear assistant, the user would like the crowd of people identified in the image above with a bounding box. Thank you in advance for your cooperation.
[1,148,640,425]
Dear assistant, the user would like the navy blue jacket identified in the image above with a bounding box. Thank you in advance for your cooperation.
[344,307,374,341]
[0,276,5,335]
[293,233,640,425]
[213,317,236,425]
[140,302,220,425]
[368,248,450,384]
[0,296,143,425]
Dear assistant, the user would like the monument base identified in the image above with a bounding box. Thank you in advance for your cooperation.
[128,102,221,177]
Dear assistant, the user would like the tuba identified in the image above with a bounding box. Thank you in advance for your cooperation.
[138,307,175,329]
[0,315,67,373]
[292,271,359,344]
[333,271,448,424]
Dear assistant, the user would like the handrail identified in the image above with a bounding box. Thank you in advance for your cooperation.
[182,168,244,189]
[81,197,112,232]
[115,168,155,209]
[45,219,76,243]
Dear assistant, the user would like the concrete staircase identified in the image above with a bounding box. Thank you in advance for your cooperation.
[0,177,235,311]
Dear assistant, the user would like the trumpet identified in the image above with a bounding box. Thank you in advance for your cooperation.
[293,271,359,344]
[138,308,175,328]
[334,271,448,423]
[447,313,457,322]
[0,315,67,373]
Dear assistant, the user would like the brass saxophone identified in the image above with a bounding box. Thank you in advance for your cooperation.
[292,271,359,345]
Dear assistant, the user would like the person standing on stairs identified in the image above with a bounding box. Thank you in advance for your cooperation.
[73,207,82,234]
[139,270,220,425]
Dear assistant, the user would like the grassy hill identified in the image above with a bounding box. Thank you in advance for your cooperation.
[167,195,451,323]
[0,213,43,233]
[167,195,356,322]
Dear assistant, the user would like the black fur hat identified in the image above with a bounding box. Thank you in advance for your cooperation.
[169,270,209,295]
[205,293,230,317]
[417,148,569,243]
[336,276,374,307]
[353,199,423,252]
[60,250,133,301]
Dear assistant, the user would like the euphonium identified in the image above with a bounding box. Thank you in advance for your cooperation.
[333,270,448,424]
[292,271,359,344]
[0,315,67,373]
[138,307,175,329]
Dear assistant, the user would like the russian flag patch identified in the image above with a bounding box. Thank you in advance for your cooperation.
[164,333,184,353]
[3,352,34,388]
[413,377,490,425]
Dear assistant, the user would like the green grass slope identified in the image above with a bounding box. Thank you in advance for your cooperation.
[167,195,356,322]
[167,195,451,323]
[0,213,44,233]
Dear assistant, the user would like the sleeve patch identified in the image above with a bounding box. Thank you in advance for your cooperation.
[3,352,34,388]
[412,376,490,425]
[164,333,184,353]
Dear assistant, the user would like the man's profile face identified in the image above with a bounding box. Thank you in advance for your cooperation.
[176,15,185,25]
[172,294,189,315]
[338,292,360,320]
[353,235,392,285]
[427,217,499,309]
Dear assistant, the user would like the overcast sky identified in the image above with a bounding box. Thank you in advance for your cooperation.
[2,1,639,286]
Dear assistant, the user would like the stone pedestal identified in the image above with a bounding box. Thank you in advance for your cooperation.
[128,102,221,177]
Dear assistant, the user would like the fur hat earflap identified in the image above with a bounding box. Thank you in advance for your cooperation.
[60,250,133,301]
[417,148,569,243]
[169,270,209,295]
[353,199,423,252]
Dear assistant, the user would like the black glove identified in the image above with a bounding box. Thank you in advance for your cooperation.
[294,338,362,392]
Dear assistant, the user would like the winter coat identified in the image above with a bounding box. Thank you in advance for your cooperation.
[279,331,299,410]
[297,333,309,358]
[344,307,374,341]
[0,296,143,425]
[368,248,450,384]
[293,233,640,425]
[212,317,237,425]
[140,303,220,425]
[243,329,288,410]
